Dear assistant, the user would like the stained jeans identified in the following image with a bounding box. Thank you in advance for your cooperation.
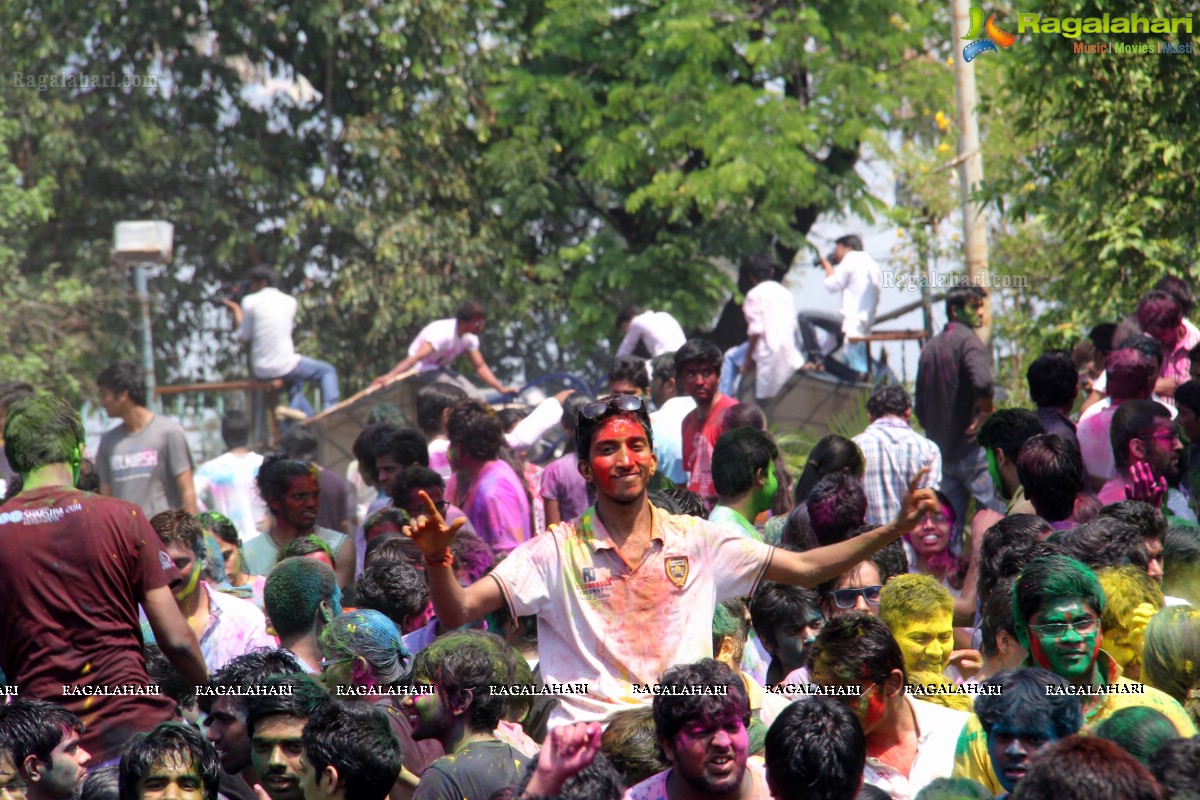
[282,356,340,415]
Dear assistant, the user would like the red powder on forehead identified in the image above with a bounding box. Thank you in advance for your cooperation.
[596,416,646,440]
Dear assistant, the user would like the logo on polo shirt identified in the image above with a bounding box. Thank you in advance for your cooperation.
[665,557,689,589]
[579,566,613,601]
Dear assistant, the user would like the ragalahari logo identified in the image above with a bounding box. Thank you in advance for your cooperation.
[962,7,1016,61]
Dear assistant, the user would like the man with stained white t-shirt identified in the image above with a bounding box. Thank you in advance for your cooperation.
[813,234,882,380]
[403,393,939,727]
[373,300,519,396]
[616,305,688,358]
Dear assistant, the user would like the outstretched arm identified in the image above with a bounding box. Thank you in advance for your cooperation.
[405,491,505,627]
[468,350,520,395]
[765,467,938,588]
[374,342,436,386]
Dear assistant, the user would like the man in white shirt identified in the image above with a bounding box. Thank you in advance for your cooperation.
[806,613,968,800]
[227,266,340,416]
[808,235,882,380]
[720,253,804,399]
[649,353,696,485]
[194,409,268,542]
[373,300,519,397]
[616,306,688,358]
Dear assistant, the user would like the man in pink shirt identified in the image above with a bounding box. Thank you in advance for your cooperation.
[1138,289,1200,410]
[403,394,938,726]
[445,400,530,556]
[1097,399,1182,507]
[1078,347,1157,492]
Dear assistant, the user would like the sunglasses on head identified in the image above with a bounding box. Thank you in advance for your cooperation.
[580,394,646,421]
[832,585,883,609]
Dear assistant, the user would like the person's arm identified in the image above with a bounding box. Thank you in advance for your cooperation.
[741,334,760,373]
[615,318,643,358]
[374,342,436,386]
[1079,387,1106,414]
[176,468,198,515]
[467,350,520,395]
[142,584,208,685]
[222,298,245,331]
[954,508,1000,626]
[100,482,112,497]
[544,498,563,527]
[765,469,938,587]
[522,723,604,798]
[506,392,571,451]
[1156,375,1179,397]
[405,492,506,627]
[335,536,356,590]
[962,337,995,437]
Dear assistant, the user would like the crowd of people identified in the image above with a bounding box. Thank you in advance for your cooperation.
[2,256,1200,800]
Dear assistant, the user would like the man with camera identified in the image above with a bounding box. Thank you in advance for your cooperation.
[224,266,340,416]
[799,234,882,382]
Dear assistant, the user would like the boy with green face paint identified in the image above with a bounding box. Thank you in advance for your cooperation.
[951,555,1196,793]
[975,409,1044,511]
[708,427,780,543]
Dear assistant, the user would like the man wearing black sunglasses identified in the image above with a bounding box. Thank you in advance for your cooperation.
[403,393,939,728]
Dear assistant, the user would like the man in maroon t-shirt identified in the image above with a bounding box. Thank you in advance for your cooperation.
[0,394,207,763]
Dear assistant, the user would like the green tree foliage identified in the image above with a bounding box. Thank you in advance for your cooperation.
[984,0,1200,353]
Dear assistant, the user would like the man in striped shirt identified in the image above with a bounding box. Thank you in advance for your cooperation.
[854,385,942,524]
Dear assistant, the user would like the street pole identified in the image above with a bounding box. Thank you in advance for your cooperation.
[950,0,992,350]
[132,262,157,410]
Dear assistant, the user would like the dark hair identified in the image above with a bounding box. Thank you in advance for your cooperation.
[724,402,767,432]
[390,464,444,508]
[1012,735,1165,800]
[1106,347,1159,401]
[744,252,777,283]
[81,764,119,800]
[0,698,85,769]
[807,472,867,545]
[513,751,624,800]
[221,409,252,450]
[764,696,865,800]
[248,265,277,287]
[870,538,910,584]
[616,304,644,330]
[979,577,1018,658]
[1138,290,1184,340]
[1094,706,1180,766]
[416,383,469,437]
[975,668,1082,738]
[0,381,35,413]
[195,511,239,546]
[856,787,892,800]
[118,722,221,800]
[608,356,649,392]
[560,393,595,443]
[363,507,411,542]
[1175,379,1200,418]
[144,643,197,710]
[276,534,335,566]
[363,533,423,569]
[255,455,318,506]
[150,509,206,559]
[977,514,1056,605]
[673,339,723,374]
[976,408,1045,461]
[450,530,496,583]
[1162,525,1200,607]
[750,582,823,652]
[804,612,906,686]
[836,234,864,252]
[1051,517,1151,573]
[263,558,338,638]
[1016,434,1084,522]
[356,561,430,629]
[1013,555,1105,630]
[279,426,320,461]
[1147,737,1200,799]
[302,701,403,800]
[1027,350,1079,409]
[455,300,486,322]
[1110,400,1173,470]
[867,384,911,419]
[1098,500,1167,542]
[3,394,85,475]
[207,648,304,717]
[712,427,778,498]
[601,707,667,788]
[352,423,396,485]
[944,285,986,317]
[370,427,429,469]
[652,659,749,744]
[780,505,820,551]
[650,353,678,383]
[245,675,331,738]
[574,395,655,460]
[97,360,147,407]
[793,435,864,504]
[447,400,504,462]
[658,487,706,517]
[411,630,516,733]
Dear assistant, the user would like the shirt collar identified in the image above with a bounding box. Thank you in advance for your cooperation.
[575,503,667,552]
[870,416,912,430]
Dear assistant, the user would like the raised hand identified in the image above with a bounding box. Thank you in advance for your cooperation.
[524,722,604,797]
[403,490,466,560]
[895,465,940,533]
[1125,461,1167,508]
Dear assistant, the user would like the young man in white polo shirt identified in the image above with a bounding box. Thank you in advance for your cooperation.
[404,394,938,727]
